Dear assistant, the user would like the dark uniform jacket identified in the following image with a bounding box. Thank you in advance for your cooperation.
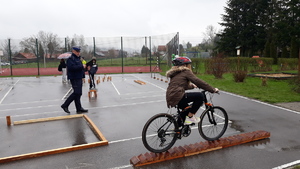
[66,53,84,79]
[166,66,215,108]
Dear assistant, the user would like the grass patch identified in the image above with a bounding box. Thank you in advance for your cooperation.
[197,73,300,103]
[161,62,299,104]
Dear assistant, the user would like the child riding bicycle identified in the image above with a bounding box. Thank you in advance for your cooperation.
[166,56,219,125]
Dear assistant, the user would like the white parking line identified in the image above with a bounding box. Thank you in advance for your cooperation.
[111,82,121,95]
[107,164,132,169]
[0,100,165,118]
[62,88,72,100]
[0,99,61,106]
[272,160,300,169]
[0,79,20,104]
[131,74,166,91]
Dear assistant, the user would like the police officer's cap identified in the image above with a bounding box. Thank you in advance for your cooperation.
[72,46,81,52]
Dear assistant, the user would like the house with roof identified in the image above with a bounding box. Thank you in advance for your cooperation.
[13,53,37,63]
[157,45,167,55]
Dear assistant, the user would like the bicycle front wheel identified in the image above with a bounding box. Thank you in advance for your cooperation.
[142,113,179,153]
[198,106,228,141]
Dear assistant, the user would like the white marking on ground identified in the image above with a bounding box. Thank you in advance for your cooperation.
[0,100,165,118]
[111,82,121,95]
[107,164,132,169]
[0,79,20,104]
[272,160,300,169]
[62,88,72,100]
[131,74,166,91]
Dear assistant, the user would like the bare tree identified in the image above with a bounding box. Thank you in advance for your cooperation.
[201,25,218,54]
[20,37,37,55]
[202,25,217,45]
[1,38,17,62]
[37,31,61,67]
[71,34,90,58]
[20,31,61,67]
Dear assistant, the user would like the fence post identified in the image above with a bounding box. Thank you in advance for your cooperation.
[8,39,12,76]
[177,32,180,55]
[121,37,124,73]
[149,36,152,73]
[93,37,96,57]
[36,39,40,76]
[65,38,67,52]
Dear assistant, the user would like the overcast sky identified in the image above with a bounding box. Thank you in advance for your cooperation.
[0,0,227,45]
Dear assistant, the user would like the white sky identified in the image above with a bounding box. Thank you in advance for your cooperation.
[0,0,227,46]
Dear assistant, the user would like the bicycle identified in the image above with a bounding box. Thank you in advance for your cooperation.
[142,90,228,153]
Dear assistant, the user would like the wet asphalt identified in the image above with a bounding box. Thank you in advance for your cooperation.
[0,73,299,169]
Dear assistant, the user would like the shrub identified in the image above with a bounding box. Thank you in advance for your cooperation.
[278,58,299,71]
[289,76,300,93]
[233,70,247,82]
[205,56,228,79]
[191,58,202,74]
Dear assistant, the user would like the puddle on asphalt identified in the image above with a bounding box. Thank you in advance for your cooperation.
[281,145,300,151]
[246,138,270,149]
[229,120,245,132]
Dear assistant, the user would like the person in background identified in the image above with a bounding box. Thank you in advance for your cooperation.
[61,46,88,114]
[166,57,219,125]
[58,59,67,83]
[86,57,98,90]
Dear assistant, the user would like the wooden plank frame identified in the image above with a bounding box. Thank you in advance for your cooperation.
[0,114,108,163]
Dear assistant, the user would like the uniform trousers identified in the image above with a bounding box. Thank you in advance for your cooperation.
[62,78,83,111]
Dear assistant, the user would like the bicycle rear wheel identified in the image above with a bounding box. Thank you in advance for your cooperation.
[198,106,228,141]
[142,113,179,153]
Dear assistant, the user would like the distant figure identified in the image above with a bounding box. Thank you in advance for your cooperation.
[87,57,98,89]
[58,59,67,83]
[61,46,88,114]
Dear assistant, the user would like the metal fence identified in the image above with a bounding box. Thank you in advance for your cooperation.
[0,33,179,76]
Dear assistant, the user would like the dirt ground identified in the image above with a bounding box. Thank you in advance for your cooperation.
[275,102,300,112]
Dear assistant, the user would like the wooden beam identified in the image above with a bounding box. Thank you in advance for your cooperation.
[14,114,83,125]
[0,141,108,163]
[83,114,108,142]
[1,114,109,163]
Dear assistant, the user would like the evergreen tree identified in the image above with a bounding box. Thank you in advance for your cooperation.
[217,0,300,58]
[218,0,268,57]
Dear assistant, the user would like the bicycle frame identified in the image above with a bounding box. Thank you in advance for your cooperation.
[176,90,218,126]
[142,90,228,153]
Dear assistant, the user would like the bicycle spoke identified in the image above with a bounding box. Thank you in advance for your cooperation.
[142,113,178,153]
[198,107,228,141]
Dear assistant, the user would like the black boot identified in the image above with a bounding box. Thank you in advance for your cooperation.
[61,105,70,113]
[76,108,88,113]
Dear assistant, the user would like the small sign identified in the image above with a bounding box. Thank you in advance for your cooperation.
[0,50,3,56]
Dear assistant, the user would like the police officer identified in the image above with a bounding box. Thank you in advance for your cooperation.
[61,46,88,114]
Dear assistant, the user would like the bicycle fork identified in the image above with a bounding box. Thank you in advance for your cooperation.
[205,104,217,125]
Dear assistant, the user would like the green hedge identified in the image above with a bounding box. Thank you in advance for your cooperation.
[278,58,299,71]
[195,57,298,75]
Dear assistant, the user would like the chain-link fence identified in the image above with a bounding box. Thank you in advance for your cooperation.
[0,33,179,76]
